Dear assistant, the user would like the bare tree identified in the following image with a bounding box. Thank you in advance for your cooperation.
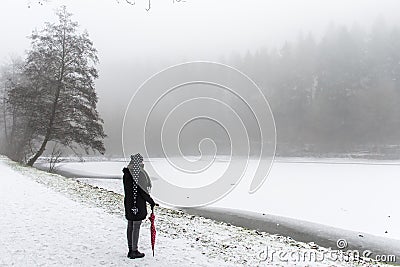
[48,142,64,173]
[0,57,36,161]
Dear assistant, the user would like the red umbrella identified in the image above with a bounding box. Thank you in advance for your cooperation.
[149,211,156,256]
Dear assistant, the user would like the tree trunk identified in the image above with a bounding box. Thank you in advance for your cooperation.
[27,28,66,167]
[26,85,61,166]
[2,89,8,145]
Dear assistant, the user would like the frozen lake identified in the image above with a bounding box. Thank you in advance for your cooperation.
[37,157,400,241]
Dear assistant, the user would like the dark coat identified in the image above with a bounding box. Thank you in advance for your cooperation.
[123,167,155,221]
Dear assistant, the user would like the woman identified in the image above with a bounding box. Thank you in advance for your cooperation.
[122,153,155,259]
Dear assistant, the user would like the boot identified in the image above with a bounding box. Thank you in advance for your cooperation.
[129,250,145,259]
[127,249,133,258]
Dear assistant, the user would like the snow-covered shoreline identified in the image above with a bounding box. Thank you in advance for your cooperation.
[183,207,400,264]
[35,157,400,241]
[1,156,395,266]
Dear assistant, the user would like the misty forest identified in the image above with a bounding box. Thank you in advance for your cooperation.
[228,19,400,158]
[1,8,400,162]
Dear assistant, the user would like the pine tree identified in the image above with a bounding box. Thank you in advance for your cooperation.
[18,6,106,166]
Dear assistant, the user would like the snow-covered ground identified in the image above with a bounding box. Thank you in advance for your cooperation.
[0,157,230,266]
[1,156,391,266]
[39,157,400,241]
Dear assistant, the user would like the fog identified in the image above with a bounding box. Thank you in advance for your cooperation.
[1,0,400,157]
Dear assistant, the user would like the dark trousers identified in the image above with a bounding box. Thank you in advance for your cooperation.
[127,220,142,251]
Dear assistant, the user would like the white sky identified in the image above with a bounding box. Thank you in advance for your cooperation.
[1,0,400,64]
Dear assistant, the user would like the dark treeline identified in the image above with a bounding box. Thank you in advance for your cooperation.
[227,19,400,158]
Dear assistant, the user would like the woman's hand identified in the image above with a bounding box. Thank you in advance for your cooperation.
[151,203,159,211]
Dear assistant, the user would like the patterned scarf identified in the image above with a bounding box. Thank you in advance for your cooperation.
[127,153,143,215]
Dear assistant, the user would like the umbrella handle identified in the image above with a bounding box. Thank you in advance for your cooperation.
[148,212,154,221]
